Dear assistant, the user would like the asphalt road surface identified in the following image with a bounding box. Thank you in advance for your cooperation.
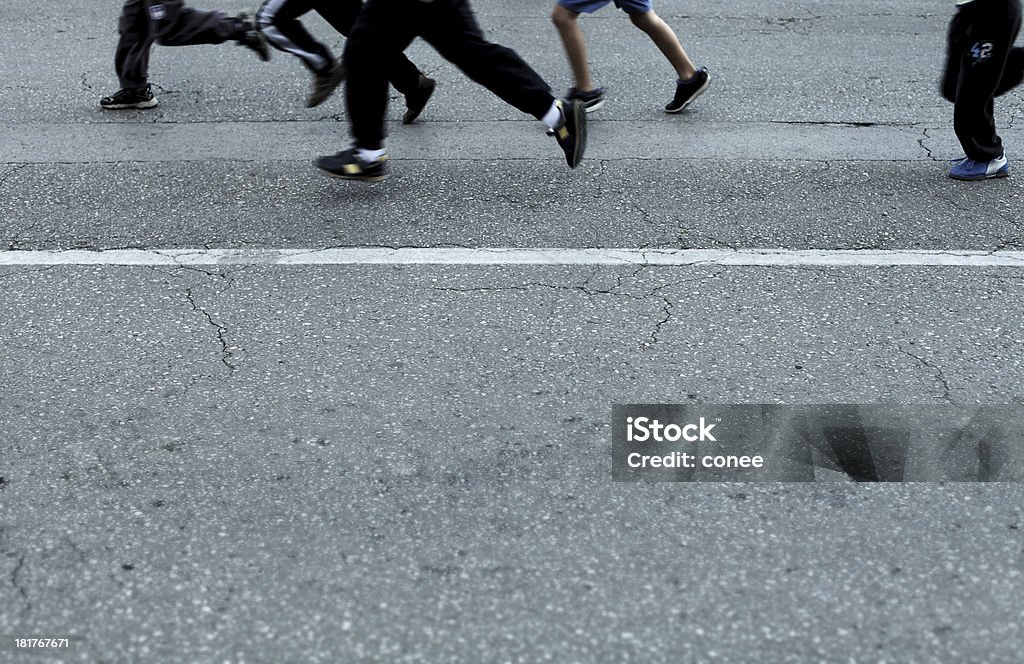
[2,0,1024,662]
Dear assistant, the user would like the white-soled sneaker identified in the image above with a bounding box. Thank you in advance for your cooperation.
[949,154,1010,181]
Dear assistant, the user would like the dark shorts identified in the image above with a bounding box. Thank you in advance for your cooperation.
[557,0,652,16]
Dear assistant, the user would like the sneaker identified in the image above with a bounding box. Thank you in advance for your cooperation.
[100,85,158,110]
[567,86,605,113]
[402,75,436,124]
[551,99,587,168]
[307,59,346,108]
[237,12,271,62]
[315,148,388,182]
[665,67,710,113]
[949,154,1010,181]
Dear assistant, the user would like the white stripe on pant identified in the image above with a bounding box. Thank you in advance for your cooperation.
[256,0,330,72]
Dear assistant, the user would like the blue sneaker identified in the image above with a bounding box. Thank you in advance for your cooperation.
[949,154,1009,181]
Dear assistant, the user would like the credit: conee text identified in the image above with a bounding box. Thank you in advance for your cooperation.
[626,452,764,469]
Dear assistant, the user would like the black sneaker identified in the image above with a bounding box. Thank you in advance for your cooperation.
[402,75,436,124]
[100,85,158,110]
[237,12,271,62]
[307,59,346,108]
[567,86,605,113]
[665,67,710,113]
[315,148,388,182]
[551,99,587,168]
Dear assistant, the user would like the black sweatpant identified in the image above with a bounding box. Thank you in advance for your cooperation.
[941,0,1024,161]
[115,0,242,89]
[256,0,421,93]
[344,0,555,150]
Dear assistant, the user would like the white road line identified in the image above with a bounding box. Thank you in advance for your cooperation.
[2,248,1024,267]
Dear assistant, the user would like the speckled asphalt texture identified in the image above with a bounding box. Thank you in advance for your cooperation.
[2,0,1024,662]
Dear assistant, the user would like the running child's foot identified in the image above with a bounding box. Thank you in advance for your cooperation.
[567,86,605,113]
[551,99,587,168]
[100,84,158,110]
[237,12,271,61]
[403,75,436,124]
[665,67,710,113]
[315,148,389,182]
[949,154,1010,180]
[307,59,346,108]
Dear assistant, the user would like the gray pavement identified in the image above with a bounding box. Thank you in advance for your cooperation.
[2,0,1024,662]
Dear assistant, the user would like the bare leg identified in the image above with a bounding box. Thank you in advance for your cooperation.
[551,4,595,91]
[629,10,697,80]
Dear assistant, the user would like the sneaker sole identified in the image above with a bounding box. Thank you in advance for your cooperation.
[315,162,388,183]
[564,102,586,168]
[100,99,159,110]
[582,98,604,113]
[949,170,1010,181]
[664,76,711,114]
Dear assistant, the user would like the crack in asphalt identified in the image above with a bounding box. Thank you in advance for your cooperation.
[185,286,237,374]
[0,163,28,192]
[648,291,675,347]
[128,271,219,396]
[897,344,953,402]
[931,190,1024,251]
[432,281,626,297]
[11,553,30,617]
[917,127,942,162]
[431,265,696,349]
[676,230,740,251]
[990,206,1024,241]
[632,200,652,227]
[62,536,88,564]
[768,120,885,128]
[740,12,826,35]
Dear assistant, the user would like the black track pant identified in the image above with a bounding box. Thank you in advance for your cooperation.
[256,0,421,93]
[941,0,1024,161]
[345,0,555,150]
[115,0,242,89]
